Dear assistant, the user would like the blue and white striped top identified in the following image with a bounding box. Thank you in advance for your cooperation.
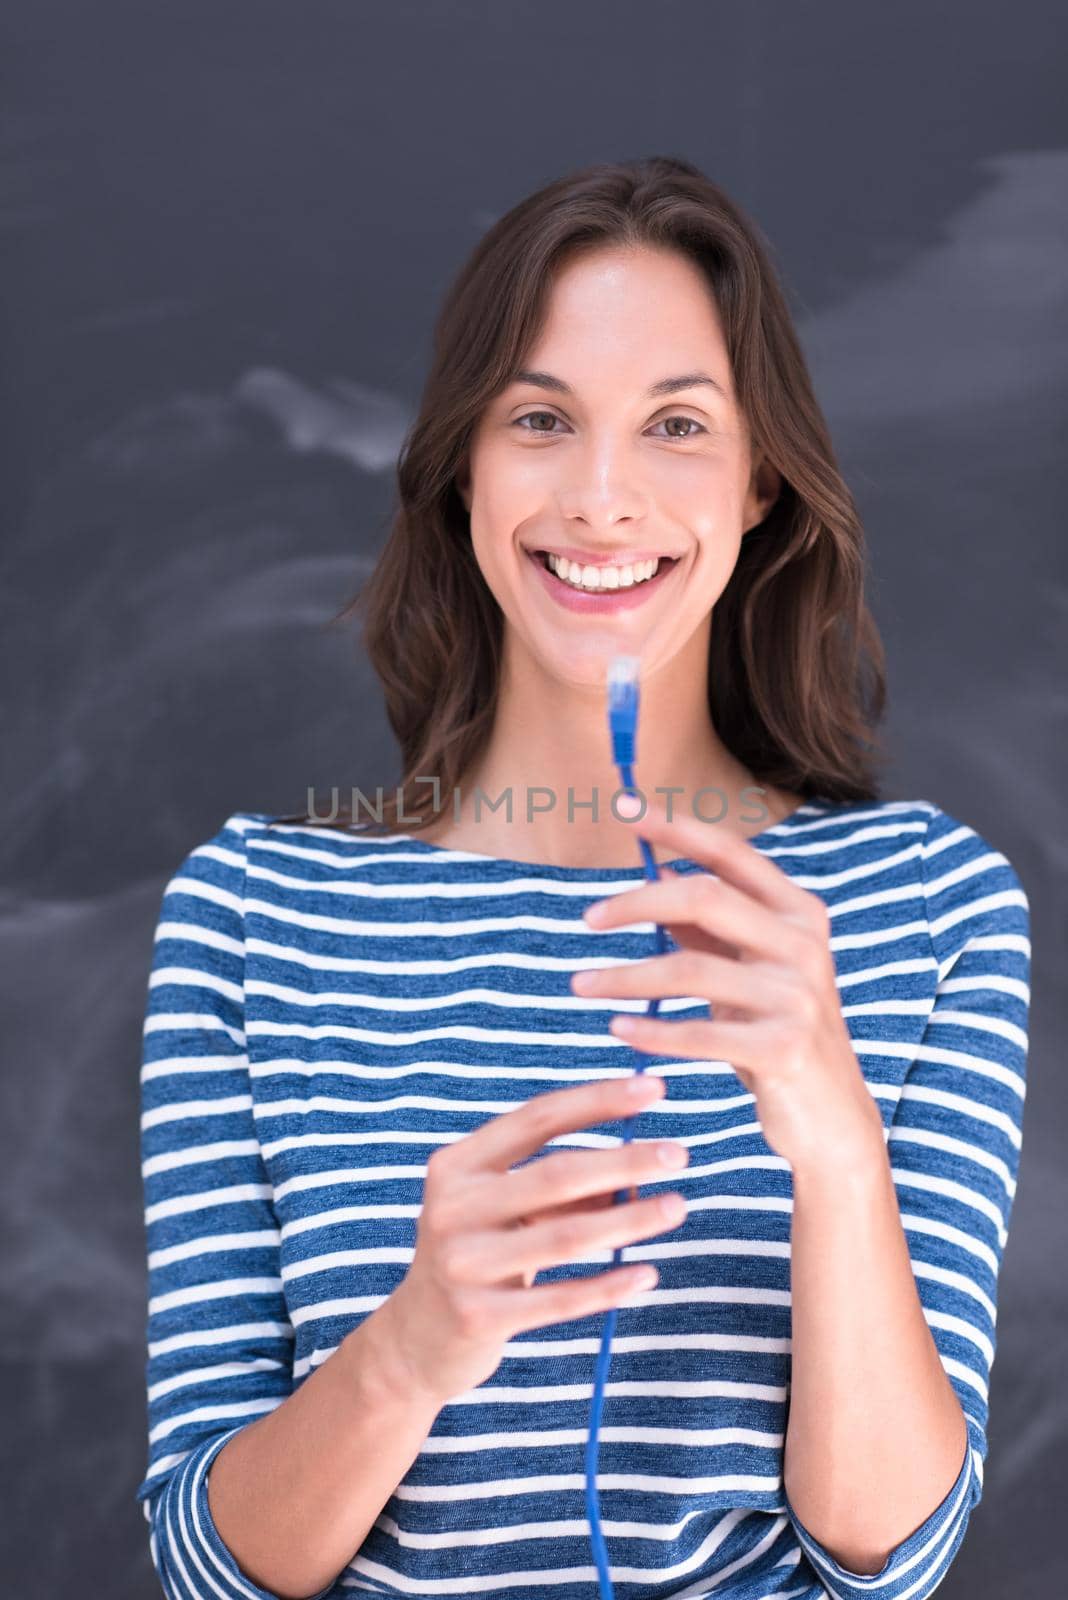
[136,797,1031,1600]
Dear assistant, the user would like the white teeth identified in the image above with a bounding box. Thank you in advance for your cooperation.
[546,554,662,591]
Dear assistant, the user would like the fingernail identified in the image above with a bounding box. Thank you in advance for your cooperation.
[656,1142,688,1168]
[624,1072,661,1096]
[617,793,642,818]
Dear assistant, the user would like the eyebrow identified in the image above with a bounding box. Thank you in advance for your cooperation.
[510,369,729,401]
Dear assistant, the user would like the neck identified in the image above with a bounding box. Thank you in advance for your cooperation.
[420,624,792,868]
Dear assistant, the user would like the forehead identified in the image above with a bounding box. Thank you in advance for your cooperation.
[523,244,731,381]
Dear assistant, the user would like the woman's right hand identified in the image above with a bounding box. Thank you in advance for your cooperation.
[364,1072,689,1406]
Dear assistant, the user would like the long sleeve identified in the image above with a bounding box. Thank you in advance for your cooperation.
[785,804,1031,1598]
[135,812,335,1600]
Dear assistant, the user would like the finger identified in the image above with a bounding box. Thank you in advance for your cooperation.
[505,1261,659,1334]
[584,871,787,962]
[440,1071,667,1175]
[457,1191,687,1285]
[572,949,783,1014]
[489,1137,690,1226]
[609,1012,766,1067]
[605,796,801,912]
[648,866,742,961]
[523,1190,616,1224]
[507,1197,612,1283]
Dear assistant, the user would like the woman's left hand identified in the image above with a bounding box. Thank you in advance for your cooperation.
[572,798,886,1175]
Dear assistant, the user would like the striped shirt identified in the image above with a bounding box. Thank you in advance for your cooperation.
[136,797,1031,1600]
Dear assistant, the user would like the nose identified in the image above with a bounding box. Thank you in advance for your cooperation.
[558,443,649,534]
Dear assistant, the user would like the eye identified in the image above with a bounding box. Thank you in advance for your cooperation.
[513,410,565,434]
[650,415,707,440]
[512,410,707,440]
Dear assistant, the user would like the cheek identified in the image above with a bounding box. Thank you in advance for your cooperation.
[470,508,517,588]
[657,457,744,535]
[674,453,741,508]
[470,473,545,578]
[694,529,744,582]
[679,463,747,544]
[468,507,530,618]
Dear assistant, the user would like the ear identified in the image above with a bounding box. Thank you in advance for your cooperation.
[742,452,781,534]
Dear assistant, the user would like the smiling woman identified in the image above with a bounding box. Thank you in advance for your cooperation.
[136,156,1030,1600]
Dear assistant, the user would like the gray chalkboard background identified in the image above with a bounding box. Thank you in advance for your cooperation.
[2,2,1064,1595]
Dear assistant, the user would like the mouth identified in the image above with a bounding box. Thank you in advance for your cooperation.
[524,546,682,612]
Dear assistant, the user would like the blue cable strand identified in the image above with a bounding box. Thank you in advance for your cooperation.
[584,659,671,1600]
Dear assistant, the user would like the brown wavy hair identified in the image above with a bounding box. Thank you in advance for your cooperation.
[281,154,888,835]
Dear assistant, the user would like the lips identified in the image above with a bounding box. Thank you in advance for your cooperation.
[524,545,681,612]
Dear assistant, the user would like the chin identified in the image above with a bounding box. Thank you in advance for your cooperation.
[531,633,646,691]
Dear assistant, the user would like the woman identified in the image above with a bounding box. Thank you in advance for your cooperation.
[135,158,1030,1600]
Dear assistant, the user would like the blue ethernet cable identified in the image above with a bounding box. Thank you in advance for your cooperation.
[584,654,672,1600]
